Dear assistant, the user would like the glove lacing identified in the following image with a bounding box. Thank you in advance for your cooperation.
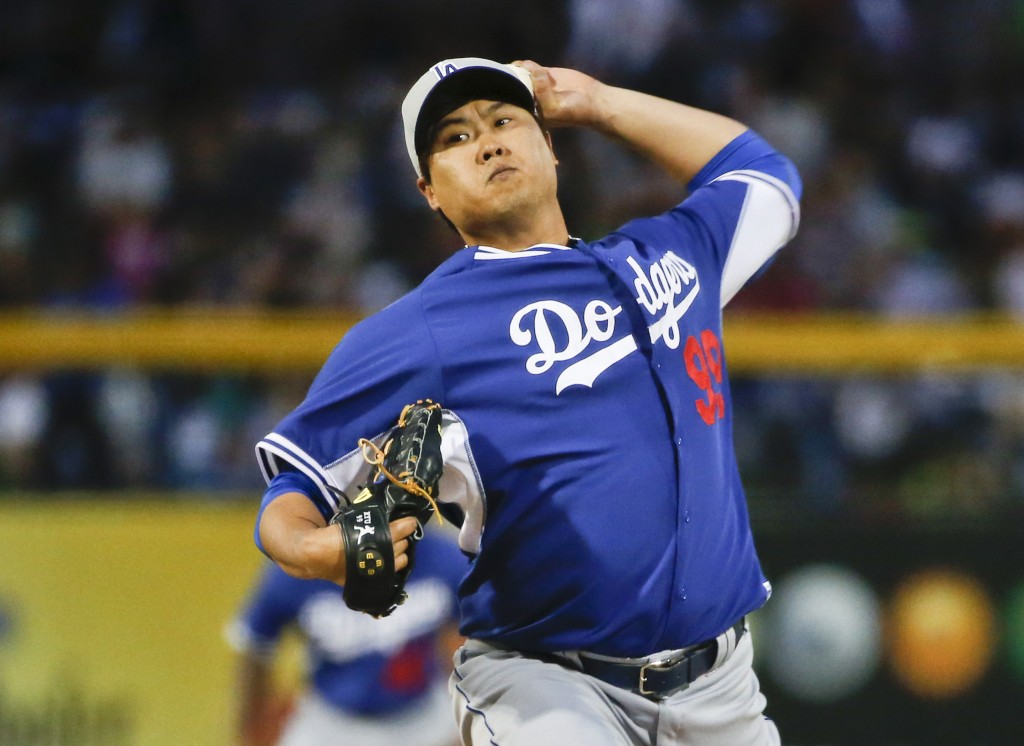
[357,437,444,526]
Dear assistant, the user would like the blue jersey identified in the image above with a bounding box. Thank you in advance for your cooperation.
[228,533,464,715]
[256,131,801,657]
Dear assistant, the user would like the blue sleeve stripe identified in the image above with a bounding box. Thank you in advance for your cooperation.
[256,434,340,512]
[256,444,278,483]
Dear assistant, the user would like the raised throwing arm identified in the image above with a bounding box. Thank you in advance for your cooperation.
[517,60,749,185]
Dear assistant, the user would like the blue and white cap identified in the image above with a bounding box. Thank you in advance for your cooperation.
[402,57,536,177]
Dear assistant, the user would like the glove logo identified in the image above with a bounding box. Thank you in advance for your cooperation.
[356,549,384,576]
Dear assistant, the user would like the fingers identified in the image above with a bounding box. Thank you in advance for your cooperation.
[516,62,558,123]
[394,537,409,571]
[513,59,550,96]
[512,59,540,71]
[390,516,418,572]
[512,63,599,129]
[390,516,418,542]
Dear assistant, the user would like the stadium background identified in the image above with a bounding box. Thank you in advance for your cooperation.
[1,1,1023,744]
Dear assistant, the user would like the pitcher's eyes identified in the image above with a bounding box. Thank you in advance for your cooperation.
[432,127,469,149]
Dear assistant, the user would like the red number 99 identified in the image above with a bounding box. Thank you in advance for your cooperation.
[684,330,724,425]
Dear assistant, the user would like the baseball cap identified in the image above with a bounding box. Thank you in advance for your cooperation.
[402,57,536,177]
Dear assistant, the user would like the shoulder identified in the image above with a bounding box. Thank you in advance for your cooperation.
[350,287,428,333]
[316,286,434,372]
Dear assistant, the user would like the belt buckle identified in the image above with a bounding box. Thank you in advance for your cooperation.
[638,656,675,697]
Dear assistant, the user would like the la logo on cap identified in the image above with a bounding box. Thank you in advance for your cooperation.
[432,62,462,80]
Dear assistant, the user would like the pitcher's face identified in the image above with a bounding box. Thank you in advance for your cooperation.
[417,99,558,237]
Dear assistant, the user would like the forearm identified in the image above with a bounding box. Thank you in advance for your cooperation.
[257,489,419,584]
[258,491,345,583]
[588,84,748,184]
[521,61,748,185]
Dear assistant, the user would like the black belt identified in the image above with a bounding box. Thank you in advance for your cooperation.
[577,619,745,700]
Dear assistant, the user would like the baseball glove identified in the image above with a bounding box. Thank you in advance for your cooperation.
[330,400,445,617]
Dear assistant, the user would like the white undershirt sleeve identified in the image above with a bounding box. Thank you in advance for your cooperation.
[714,170,801,308]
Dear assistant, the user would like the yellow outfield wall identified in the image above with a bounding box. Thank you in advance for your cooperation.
[3,310,1024,374]
[0,499,280,746]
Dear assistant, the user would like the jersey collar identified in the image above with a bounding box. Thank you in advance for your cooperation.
[472,239,579,260]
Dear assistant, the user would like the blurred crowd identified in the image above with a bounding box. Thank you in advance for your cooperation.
[1,0,1023,517]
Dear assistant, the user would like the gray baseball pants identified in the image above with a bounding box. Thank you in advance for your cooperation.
[450,629,780,745]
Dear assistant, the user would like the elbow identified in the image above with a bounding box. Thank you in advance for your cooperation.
[274,559,323,581]
[261,534,328,581]
[258,506,342,583]
[258,519,314,579]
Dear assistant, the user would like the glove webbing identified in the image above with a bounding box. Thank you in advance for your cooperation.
[357,436,444,526]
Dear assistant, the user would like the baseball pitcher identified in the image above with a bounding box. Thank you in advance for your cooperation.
[254,56,800,745]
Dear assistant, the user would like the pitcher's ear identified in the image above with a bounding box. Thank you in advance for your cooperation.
[417,177,438,210]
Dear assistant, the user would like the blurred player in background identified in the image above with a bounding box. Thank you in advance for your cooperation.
[226,530,464,746]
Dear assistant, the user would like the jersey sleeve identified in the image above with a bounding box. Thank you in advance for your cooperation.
[254,289,488,551]
[254,292,445,517]
[615,130,802,308]
[691,130,802,305]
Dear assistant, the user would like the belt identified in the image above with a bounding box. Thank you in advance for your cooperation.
[576,619,746,700]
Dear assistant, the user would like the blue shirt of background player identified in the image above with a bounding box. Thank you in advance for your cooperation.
[230,530,464,715]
